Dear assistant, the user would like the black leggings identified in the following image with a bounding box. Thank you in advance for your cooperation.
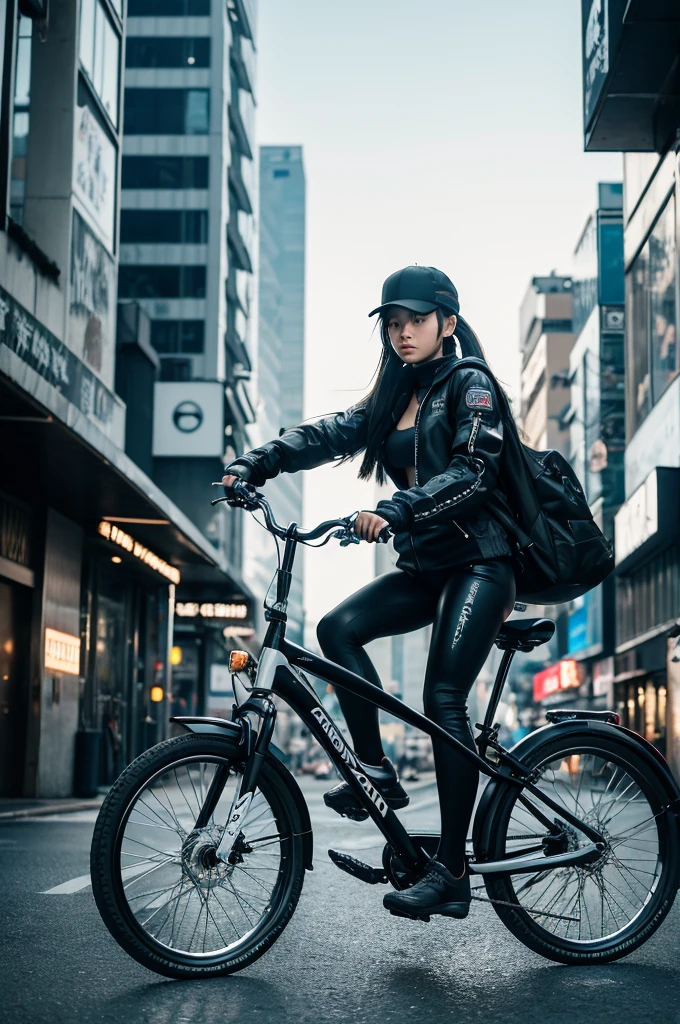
[316,558,516,876]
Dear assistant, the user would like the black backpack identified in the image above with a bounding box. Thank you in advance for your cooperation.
[449,357,614,605]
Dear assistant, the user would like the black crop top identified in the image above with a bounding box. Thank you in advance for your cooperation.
[384,424,415,468]
[383,354,458,470]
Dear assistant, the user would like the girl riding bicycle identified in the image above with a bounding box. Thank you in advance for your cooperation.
[223,264,516,920]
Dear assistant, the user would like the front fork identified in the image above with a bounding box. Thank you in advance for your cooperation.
[209,696,277,863]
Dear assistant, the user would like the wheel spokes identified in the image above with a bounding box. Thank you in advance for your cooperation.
[119,758,284,958]
[498,750,661,943]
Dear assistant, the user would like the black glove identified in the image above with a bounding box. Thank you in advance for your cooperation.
[369,498,413,533]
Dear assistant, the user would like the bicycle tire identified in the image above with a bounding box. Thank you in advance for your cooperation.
[90,733,306,978]
[478,730,680,965]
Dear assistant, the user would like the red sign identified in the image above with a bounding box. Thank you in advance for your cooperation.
[533,660,581,703]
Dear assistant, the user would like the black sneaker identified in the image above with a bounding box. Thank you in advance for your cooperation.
[383,859,471,921]
[323,756,409,821]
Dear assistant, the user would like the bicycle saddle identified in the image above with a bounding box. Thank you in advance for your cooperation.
[495,617,555,652]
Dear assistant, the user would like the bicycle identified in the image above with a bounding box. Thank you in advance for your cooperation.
[90,478,680,977]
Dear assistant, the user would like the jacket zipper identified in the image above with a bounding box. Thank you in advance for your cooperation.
[414,381,436,487]
[468,412,482,454]
[413,379,469,542]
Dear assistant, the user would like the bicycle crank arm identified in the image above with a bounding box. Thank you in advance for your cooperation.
[468,841,603,876]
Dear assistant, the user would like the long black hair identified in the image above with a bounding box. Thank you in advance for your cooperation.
[333,308,489,485]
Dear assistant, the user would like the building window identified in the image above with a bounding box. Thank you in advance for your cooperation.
[127,0,210,14]
[649,199,678,407]
[120,210,208,244]
[9,16,32,224]
[616,543,680,646]
[151,320,204,354]
[273,168,289,179]
[159,358,193,382]
[599,222,625,306]
[121,156,209,189]
[627,195,678,437]
[124,89,209,135]
[126,37,210,68]
[118,265,206,299]
[79,0,121,128]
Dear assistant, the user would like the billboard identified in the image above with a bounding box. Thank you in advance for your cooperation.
[582,0,609,129]
[153,381,225,458]
[73,103,117,252]
[69,210,116,388]
[534,660,582,703]
[568,585,603,659]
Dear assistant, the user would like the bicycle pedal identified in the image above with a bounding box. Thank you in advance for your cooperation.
[388,909,431,923]
[328,849,388,885]
[334,807,369,822]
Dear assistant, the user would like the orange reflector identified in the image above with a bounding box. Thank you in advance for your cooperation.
[150,686,164,703]
[229,650,249,672]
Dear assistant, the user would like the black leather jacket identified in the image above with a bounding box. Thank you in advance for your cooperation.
[224,354,513,575]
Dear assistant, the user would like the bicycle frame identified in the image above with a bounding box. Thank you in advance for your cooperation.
[215,638,605,875]
[196,487,607,876]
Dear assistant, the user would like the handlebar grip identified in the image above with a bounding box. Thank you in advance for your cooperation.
[377,524,392,544]
[224,477,259,508]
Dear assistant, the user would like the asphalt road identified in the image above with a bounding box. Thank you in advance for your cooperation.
[2,773,680,1024]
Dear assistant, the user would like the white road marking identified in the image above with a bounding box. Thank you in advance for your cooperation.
[19,811,100,824]
[40,859,170,895]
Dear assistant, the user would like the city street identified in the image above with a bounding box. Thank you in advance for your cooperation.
[2,773,679,1024]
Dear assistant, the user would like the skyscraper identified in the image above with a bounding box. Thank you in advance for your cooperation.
[248,145,306,642]
[120,0,258,568]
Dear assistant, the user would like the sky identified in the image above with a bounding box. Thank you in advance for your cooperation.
[253,0,621,637]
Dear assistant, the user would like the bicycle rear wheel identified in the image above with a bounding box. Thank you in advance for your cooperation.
[91,733,306,978]
[478,730,680,964]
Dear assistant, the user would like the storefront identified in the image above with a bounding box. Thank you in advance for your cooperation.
[0,312,254,798]
[614,468,680,759]
[533,659,586,712]
[171,594,255,722]
[0,491,34,796]
[78,521,180,786]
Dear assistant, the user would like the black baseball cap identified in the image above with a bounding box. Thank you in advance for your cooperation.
[368,265,460,318]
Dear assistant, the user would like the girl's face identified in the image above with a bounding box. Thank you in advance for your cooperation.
[385,306,457,365]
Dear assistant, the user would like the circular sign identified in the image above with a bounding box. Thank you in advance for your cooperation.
[173,401,203,433]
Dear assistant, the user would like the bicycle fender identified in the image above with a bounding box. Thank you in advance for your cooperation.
[472,720,680,859]
[170,715,314,870]
[171,716,244,742]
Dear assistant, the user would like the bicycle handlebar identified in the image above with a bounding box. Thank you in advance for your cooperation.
[211,478,393,546]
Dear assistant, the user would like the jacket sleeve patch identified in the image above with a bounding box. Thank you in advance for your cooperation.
[465,387,493,410]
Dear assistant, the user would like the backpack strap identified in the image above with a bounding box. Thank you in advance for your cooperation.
[443,357,539,551]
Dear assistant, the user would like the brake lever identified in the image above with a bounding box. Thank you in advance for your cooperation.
[211,479,259,509]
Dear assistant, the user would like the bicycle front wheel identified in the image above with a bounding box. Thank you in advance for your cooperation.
[91,733,306,978]
[477,730,680,964]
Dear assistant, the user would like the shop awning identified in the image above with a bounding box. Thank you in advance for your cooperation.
[0,344,254,600]
[582,0,680,151]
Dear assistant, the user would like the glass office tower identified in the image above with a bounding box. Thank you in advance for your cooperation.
[248,145,306,644]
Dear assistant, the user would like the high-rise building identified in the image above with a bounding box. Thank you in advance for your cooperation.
[567,183,625,677]
[579,2,680,770]
[518,274,576,671]
[120,0,260,710]
[245,145,306,643]
[519,274,575,452]
[120,0,258,566]
[0,0,253,798]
